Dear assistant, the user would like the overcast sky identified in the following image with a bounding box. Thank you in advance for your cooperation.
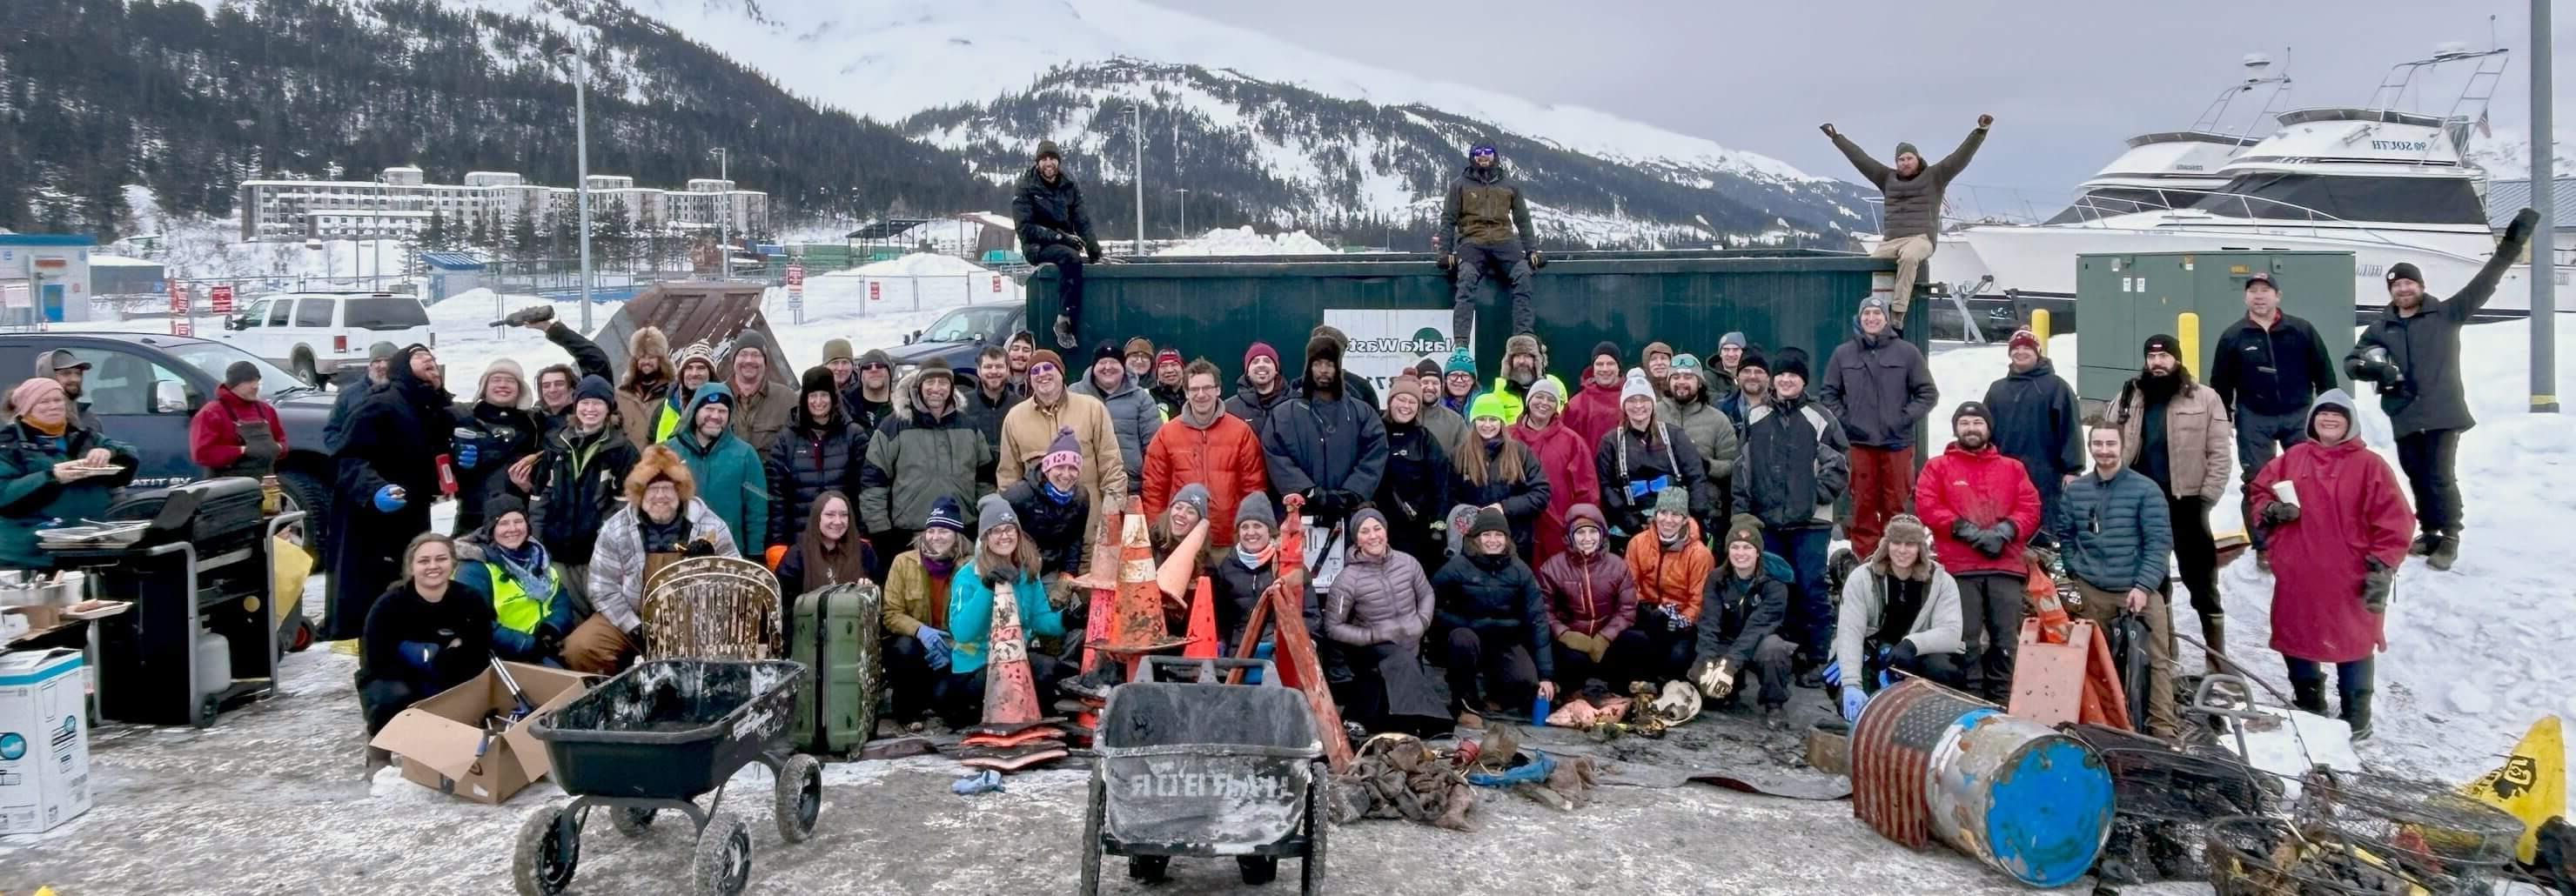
[1179,0,2571,204]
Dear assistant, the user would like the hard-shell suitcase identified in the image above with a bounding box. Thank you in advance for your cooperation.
[791,582,882,756]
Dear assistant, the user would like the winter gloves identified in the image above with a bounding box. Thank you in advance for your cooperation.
[683,537,721,558]
[1557,630,1610,664]
[1526,250,1546,270]
[455,438,481,471]
[1951,518,2015,557]
[1304,488,1365,519]
[1696,659,1736,699]
[372,485,408,513]
[2363,558,2395,613]
[916,626,952,670]
[1886,639,1920,676]
[2260,501,2301,525]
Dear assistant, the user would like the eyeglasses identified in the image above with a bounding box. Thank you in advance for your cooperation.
[1030,363,1059,376]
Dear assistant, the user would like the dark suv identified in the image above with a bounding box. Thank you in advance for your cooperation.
[0,332,341,534]
[884,304,1026,375]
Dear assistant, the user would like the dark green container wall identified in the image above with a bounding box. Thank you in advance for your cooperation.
[1024,251,1926,394]
[2075,251,2358,406]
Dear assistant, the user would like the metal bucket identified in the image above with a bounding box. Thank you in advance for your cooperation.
[1850,678,1985,848]
[1925,712,2116,887]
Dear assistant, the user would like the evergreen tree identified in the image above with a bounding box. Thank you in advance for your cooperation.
[423,210,450,251]
[508,207,539,261]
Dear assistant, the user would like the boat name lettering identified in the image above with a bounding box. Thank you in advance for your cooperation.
[2369,140,2430,152]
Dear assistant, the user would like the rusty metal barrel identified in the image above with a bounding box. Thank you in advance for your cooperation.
[1850,678,1985,848]
[1923,707,2115,887]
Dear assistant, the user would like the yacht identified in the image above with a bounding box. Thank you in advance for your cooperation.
[1965,44,2561,322]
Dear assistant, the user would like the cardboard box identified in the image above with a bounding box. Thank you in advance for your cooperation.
[0,648,92,834]
[367,661,591,805]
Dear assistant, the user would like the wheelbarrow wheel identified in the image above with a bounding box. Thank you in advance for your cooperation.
[1127,856,1169,882]
[773,754,822,844]
[1077,776,1104,896]
[609,806,656,837]
[1238,856,1279,885]
[689,812,752,896]
[1301,772,1328,895]
[511,805,580,896]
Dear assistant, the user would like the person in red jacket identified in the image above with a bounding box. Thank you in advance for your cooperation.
[190,361,287,479]
[2245,389,2412,741]
[1509,378,1598,570]
[1909,401,2041,701]
[1561,341,1627,451]
[1144,360,1267,546]
[1538,504,1638,690]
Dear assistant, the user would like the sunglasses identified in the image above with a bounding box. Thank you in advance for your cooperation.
[861,363,889,371]
[1471,148,1497,157]
[1030,362,1060,376]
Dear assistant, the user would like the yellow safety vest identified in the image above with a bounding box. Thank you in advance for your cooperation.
[487,562,563,635]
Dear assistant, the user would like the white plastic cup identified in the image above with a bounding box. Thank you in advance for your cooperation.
[2271,481,2299,506]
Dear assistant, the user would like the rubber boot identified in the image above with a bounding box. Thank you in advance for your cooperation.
[2342,689,2374,741]
[2290,677,2328,715]
[2409,531,2439,557]
[2199,615,2231,677]
[2427,531,2461,572]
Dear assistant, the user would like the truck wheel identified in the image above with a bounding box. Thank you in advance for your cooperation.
[292,351,319,388]
[275,468,332,572]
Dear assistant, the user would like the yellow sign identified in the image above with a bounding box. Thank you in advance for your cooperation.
[2462,715,2568,864]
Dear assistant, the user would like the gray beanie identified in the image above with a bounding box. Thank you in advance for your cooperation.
[1718,331,1747,350]
[1527,377,1566,405]
[976,493,1018,534]
[1235,491,1277,530]
[1172,483,1211,520]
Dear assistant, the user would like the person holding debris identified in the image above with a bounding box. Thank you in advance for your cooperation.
[1621,490,1713,684]
[1733,346,1848,666]
[2053,423,2178,738]
[998,349,1125,538]
[1260,333,1388,533]
[2245,390,2413,741]
[1821,296,1939,560]
[1564,342,1630,451]
[1912,401,2041,703]
[2347,208,2539,571]
[520,376,637,577]
[1598,368,1711,542]
[1821,114,1992,334]
[939,494,1073,727]
[771,367,869,572]
[1144,359,1267,549]
[1225,343,1292,433]
[2111,334,2231,672]
[567,445,737,673]
[1148,348,1186,420]
[325,341,399,453]
[881,497,972,725]
[455,497,577,667]
[775,491,875,641]
[1319,509,1445,735]
[1377,387,1453,571]
[189,361,286,480]
[1508,377,1596,569]
[327,344,454,642]
[1072,340,1164,491]
[1694,522,1796,723]
[1655,353,1739,533]
[1002,429,1094,577]
[665,383,769,558]
[450,358,540,536]
[1538,504,1640,690]
[1432,507,1553,728]
[1982,330,2083,548]
[1452,393,1553,562]
[358,533,494,748]
[612,327,674,451]
[1439,142,1541,342]
[1478,334,1566,425]
[860,365,987,581]
[1013,140,1103,349]
[1828,514,1966,721]
[0,377,137,571]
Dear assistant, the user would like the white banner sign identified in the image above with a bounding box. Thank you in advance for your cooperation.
[1319,308,1467,404]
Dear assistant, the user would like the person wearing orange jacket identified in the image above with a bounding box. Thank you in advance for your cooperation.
[1910,401,2042,701]
[1619,489,1713,683]
[190,361,286,479]
[1143,359,1266,547]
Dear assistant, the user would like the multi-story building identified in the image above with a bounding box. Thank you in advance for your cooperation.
[237,167,769,243]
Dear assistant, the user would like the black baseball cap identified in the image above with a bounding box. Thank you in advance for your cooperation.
[2244,273,2277,291]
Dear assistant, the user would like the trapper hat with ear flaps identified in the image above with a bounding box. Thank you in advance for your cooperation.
[625,444,697,507]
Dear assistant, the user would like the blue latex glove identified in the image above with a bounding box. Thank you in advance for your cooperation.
[1841,685,1871,723]
[917,627,952,670]
[455,438,481,470]
[1819,660,1841,688]
[950,769,1005,795]
[398,640,441,672]
[372,485,408,513]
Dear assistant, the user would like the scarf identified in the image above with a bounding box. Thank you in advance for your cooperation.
[21,414,67,438]
[1235,541,1278,571]
[1043,480,1078,505]
[486,538,553,599]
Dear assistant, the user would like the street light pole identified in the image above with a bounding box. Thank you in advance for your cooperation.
[710,147,730,280]
[2532,0,2558,412]
[1176,189,1188,238]
[560,50,595,332]
[1128,106,1144,256]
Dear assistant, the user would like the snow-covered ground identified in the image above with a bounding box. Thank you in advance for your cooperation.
[1155,226,1337,257]
[1927,316,2576,801]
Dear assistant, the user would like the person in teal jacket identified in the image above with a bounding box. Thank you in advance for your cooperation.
[665,382,769,555]
[0,378,137,570]
[934,493,1071,726]
[454,496,580,666]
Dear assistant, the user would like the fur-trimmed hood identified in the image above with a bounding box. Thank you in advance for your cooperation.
[895,368,959,422]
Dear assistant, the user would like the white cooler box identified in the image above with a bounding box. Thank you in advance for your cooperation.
[0,648,93,834]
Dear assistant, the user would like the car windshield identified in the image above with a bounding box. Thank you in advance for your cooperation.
[161,341,314,400]
[922,306,1016,342]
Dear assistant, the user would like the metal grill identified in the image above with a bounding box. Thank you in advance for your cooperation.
[639,556,782,662]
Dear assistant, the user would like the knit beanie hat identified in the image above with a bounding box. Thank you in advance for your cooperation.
[1157,349,1184,369]
[1735,346,1769,376]
[368,341,402,362]
[1526,377,1566,405]
[1772,347,1811,383]
[1719,331,1748,351]
[1041,427,1082,473]
[2385,262,2424,289]
[2007,330,2041,355]
[822,338,855,364]
[224,360,261,387]
[1860,295,1891,317]
[977,492,1018,533]
[1592,341,1621,365]
[10,377,63,418]
[1172,483,1211,519]
[480,358,529,407]
[574,374,614,407]
[926,495,969,534]
[1444,347,1478,377]
[1029,349,1064,372]
[1952,400,1994,429]
[1091,339,1123,367]
[857,347,894,370]
[2143,333,2182,359]
[1653,486,1690,517]
[1669,354,1705,385]
[1893,141,1922,159]
[1124,338,1155,361]
[1235,491,1277,529]
[1642,341,1674,365]
[1620,368,1655,405]
[1034,140,1062,162]
[1411,358,1442,379]
[1468,392,1508,422]
[1244,342,1279,370]
[1468,505,1510,538]
[1724,521,1762,552]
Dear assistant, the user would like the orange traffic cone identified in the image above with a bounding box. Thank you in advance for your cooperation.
[1097,498,1189,672]
[980,582,1043,727]
[1225,493,1354,771]
[1182,577,1218,659]
[1076,502,1126,675]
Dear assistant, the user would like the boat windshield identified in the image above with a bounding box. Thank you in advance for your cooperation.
[2044,188,2191,224]
[2183,173,2485,224]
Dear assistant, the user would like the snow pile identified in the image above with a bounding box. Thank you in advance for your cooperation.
[1926,316,2576,799]
[1156,226,1337,257]
[846,252,993,277]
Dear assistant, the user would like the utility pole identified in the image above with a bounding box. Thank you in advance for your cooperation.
[1129,105,1144,257]
[2533,0,2558,412]
[560,50,595,332]
[1177,189,1189,238]
[710,147,731,280]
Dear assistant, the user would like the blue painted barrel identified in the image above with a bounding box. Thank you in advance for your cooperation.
[1923,711,2115,887]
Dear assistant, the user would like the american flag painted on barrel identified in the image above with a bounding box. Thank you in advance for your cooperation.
[1849,679,1983,849]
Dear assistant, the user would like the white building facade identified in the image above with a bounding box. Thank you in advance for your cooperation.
[237,167,768,242]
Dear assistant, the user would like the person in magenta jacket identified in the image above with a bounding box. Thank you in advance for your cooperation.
[2245,390,2413,740]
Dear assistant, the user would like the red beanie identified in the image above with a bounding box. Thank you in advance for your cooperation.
[1244,342,1279,368]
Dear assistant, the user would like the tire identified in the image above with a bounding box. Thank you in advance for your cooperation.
[772,754,822,844]
[689,813,753,896]
[1077,776,1104,896]
[1238,856,1279,885]
[1126,856,1168,882]
[288,619,315,653]
[1301,769,1328,895]
[609,806,655,838]
[274,468,332,577]
[292,351,319,388]
[511,805,581,896]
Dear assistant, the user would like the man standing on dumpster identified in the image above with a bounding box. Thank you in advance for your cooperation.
[1013,140,1104,349]
[1821,114,1991,335]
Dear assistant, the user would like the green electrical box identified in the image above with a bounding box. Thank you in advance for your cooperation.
[2074,250,2357,408]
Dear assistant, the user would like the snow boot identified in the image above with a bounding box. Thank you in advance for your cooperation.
[2427,532,2460,572]
[2290,677,2329,716]
[1052,314,1077,349]
[2342,690,2374,741]
[2408,531,2439,557]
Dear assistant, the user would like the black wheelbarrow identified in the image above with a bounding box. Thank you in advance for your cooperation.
[1079,656,1328,894]
[513,659,819,896]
